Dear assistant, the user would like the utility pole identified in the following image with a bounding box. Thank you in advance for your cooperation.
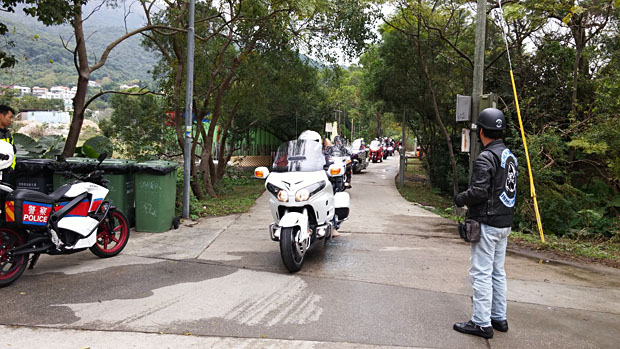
[399,108,406,188]
[469,0,487,183]
[182,0,195,219]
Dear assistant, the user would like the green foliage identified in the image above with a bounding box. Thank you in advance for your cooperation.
[359,0,620,240]
[99,92,176,161]
[81,135,114,158]
[13,133,42,156]
[14,133,64,158]
[0,9,156,86]
[13,132,112,160]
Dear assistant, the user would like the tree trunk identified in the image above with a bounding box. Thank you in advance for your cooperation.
[570,20,585,119]
[63,3,88,158]
[215,109,236,181]
[375,110,383,138]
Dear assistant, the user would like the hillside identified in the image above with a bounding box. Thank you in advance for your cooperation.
[0,4,158,87]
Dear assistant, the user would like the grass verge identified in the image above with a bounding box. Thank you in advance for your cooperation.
[396,160,620,268]
[177,170,265,219]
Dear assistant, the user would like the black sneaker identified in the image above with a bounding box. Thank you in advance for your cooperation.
[453,320,494,339]
[491,319,509,332]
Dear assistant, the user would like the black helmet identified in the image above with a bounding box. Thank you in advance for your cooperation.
[476,108,506,131]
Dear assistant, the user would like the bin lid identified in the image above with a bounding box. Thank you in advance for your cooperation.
[15,158,55,172]
[135,160,179,175]
[100,159,138,174]
[52,157,99,173]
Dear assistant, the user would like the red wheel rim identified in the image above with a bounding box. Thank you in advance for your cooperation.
[0,228,26,281]
[96,211,128,253]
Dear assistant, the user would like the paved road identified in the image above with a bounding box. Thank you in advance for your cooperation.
[2,155,620,348]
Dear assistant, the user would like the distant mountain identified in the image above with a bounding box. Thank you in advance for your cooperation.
[0,3,159,87]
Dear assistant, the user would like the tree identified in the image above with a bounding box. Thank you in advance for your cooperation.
[60,0,191,158]
[99,90,176,160]
[1,0,85,68]
[145,0,376,199]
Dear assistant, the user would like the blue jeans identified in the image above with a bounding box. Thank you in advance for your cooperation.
[469,223,511,327]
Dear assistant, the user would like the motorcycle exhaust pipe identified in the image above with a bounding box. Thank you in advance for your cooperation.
[8,236,50,255]
[10,242,54,256]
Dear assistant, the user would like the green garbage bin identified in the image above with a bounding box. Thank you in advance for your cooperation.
[14,158,55,194]
[52,157,99,190]
[134,160,179,233]
[100,159,137,227]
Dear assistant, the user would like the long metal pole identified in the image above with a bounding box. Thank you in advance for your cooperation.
[496,1,545,243]
[182,0,195,219]
[399,108,406,188]
[468,0,486,184]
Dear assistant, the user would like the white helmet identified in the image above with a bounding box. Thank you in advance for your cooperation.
[0,140,14,171]
[298,130,321,143]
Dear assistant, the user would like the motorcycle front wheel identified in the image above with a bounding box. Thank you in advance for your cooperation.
[90,208,130,258]
[280,227,304,272]
[0,228,28,287]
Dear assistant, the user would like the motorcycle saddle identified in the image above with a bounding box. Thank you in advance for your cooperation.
[48,184,71,202]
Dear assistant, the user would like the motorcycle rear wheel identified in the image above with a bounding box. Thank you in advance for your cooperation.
[280,227,304,272]
[90,208,130,258]
[0,228,28,287]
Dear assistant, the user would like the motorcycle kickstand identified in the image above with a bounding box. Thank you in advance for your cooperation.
[29,253,41,270]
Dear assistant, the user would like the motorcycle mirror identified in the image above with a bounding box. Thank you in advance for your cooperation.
[254,166,270,179]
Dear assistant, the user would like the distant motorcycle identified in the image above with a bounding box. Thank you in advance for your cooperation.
[0,142,129,287]
[349,138,369,174]
[254,139,350,272]
[369,140,383,163]
[326,146,350,192]
[327,146,353,191]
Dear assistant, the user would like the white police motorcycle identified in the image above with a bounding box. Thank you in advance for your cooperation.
[0,141,129,287]
[255,139,350,272]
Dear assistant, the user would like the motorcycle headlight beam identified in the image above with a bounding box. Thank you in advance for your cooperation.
[295,181,326,202]
[295,189,310,202]
[277,190,289,202]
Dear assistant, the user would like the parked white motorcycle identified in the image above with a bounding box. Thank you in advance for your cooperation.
[255,139,350,272]
[0,141,129,287]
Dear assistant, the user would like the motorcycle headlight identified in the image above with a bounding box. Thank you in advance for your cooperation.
[277,190,289,202]
[266,183,282,196]
[295,181,326,202]
[295,189,310,202]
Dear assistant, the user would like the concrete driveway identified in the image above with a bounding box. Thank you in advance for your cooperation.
[1,155,619,348]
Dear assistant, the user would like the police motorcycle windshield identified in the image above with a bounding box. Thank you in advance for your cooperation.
[272,139,326,173]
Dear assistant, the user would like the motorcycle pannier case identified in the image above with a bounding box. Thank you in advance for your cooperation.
[4,189,54,227]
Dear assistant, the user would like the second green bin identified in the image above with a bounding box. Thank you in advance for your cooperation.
[134,160,178,233]
[99,159,137,227]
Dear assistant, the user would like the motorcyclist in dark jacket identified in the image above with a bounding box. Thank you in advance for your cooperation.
[453,108,518,339]
[454,136,518,228]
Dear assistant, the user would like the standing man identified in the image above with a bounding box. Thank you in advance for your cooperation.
[453,108,518,339]
[0,105,16,176]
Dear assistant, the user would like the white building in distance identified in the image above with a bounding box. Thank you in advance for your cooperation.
[12,86,31,95]
[20,111,71,124]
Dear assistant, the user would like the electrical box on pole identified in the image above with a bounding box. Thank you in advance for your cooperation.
[456,95,472,122]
